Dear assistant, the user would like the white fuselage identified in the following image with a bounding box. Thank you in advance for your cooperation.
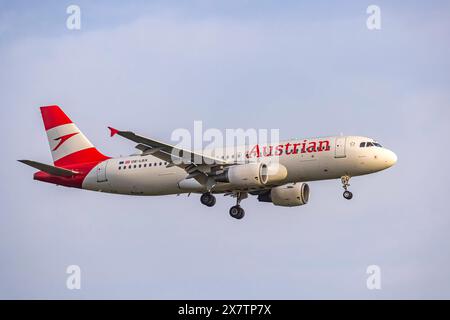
[82,135,397,196]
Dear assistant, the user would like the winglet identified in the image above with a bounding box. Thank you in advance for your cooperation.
[108,126,119,137]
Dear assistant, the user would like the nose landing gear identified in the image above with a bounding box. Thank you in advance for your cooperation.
[343,190,353,200]
[341,175,353,200]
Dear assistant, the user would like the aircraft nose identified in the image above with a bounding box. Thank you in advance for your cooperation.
[384,149,397,167]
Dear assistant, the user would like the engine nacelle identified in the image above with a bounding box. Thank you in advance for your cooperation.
[215,163,268,188]
[258,183,310,207]
[264,163,288,184]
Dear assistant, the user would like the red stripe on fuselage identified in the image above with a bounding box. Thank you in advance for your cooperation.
[33,161,101,189]
[34,148,110,188]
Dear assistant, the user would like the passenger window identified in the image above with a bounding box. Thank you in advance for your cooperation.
[159,162,162,166]
[128,165,131,169]
[360,142,365,147]
[144,164,147,167]
[118,167,121,170]
[139,164,142,168]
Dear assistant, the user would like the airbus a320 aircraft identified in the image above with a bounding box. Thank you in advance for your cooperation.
[20,106,397,219]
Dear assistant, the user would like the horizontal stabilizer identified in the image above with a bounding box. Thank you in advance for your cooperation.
[18,160,78,177]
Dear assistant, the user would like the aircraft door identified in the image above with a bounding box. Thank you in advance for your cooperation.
[96,160,108,182]
[334,137,347,158]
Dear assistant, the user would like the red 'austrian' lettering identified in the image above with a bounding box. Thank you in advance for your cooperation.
[246,140,330,158]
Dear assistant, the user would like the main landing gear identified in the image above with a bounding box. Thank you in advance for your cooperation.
[229,192,247,220]
[200,191,247,219]
[200,192,216,207]
[341,175,353,200]
[229,205,245,220]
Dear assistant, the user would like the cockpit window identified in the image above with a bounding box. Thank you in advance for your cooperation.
[373,142,382,147]
[360,141,383,147]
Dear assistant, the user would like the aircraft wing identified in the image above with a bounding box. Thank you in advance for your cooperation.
[108,127,228,178]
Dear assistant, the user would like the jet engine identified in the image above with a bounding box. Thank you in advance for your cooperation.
[215,163,268,188]
[264,163,288,184]
[257,183,310,207]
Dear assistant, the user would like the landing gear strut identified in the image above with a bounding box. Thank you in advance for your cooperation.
[341,175,353,200]
[229,192,247,219]
[200,192,216,207]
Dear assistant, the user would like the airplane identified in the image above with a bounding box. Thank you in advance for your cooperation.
[19,105,397,219]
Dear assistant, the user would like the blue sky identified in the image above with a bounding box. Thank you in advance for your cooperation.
[1,1,450,299]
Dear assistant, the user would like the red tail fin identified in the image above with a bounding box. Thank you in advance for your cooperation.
[40,105,109,167]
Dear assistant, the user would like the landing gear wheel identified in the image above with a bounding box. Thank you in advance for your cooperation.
[340,175,353,200]
[229,205,245,219]
[200,193,216,207]
[343,190,353,200]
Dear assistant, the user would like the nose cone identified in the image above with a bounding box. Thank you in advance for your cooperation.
[384,149,398,168]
